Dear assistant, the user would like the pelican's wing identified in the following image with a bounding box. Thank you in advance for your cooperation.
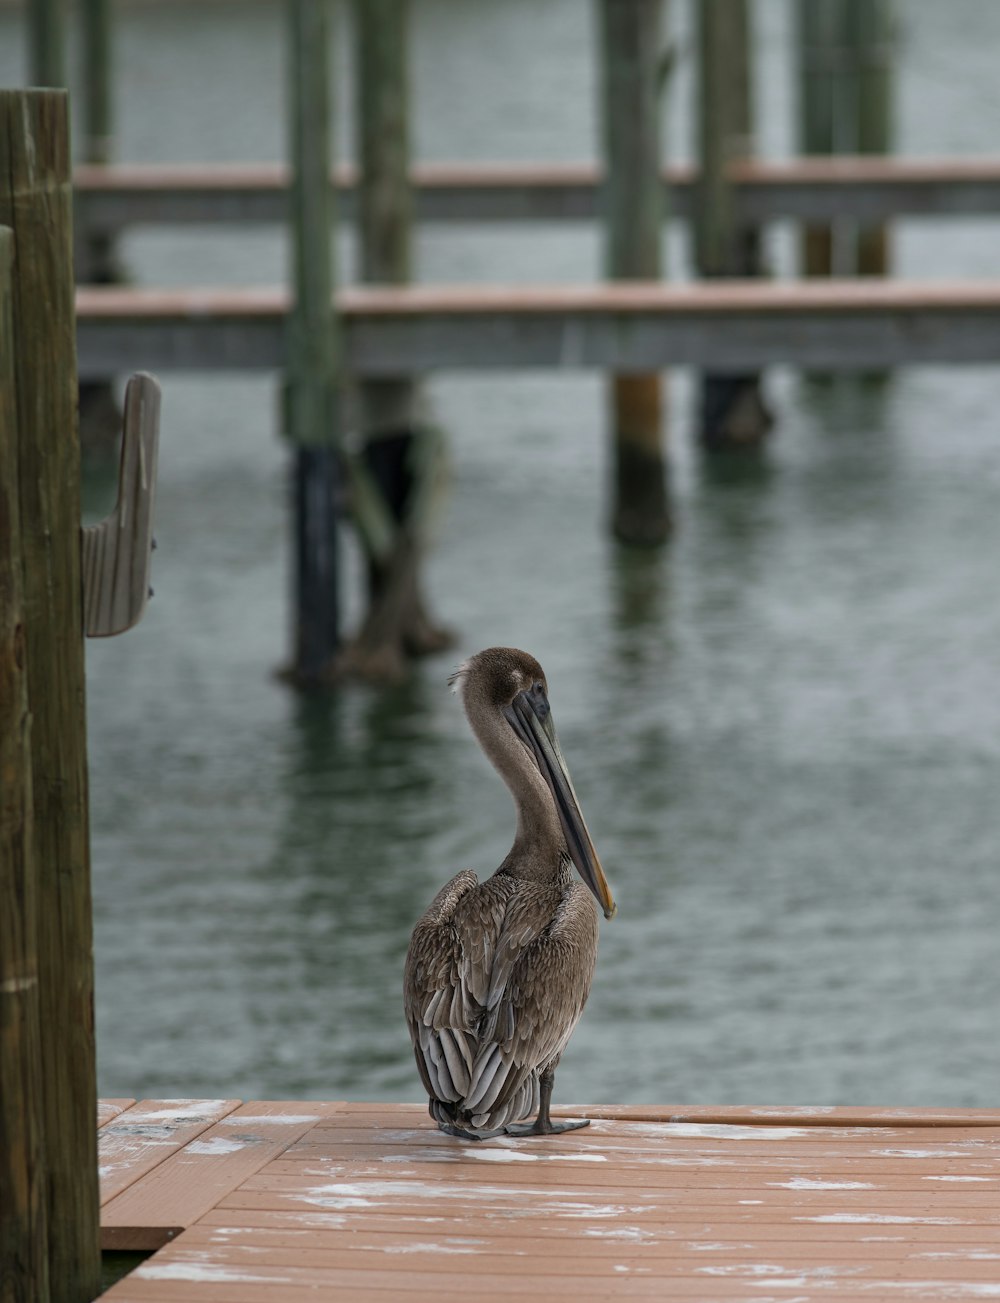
[403,871,507,1107]
[459,882,599,1128]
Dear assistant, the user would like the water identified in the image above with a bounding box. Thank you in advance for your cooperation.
[4,0,1000,1109]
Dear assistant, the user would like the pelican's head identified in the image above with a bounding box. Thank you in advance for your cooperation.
[450,647,617,920]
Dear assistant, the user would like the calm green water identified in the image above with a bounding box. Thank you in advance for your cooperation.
[5,0,1000,1108]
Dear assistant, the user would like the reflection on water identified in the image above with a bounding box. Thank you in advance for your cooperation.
[16,0,1000,1106]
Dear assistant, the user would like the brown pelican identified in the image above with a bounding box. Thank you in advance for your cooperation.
[404,647,616,1139]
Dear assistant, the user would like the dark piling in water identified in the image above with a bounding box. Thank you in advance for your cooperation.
[285,0,342,687]
[78,0,125,454]
[847,0,894,278]
[694,0,772,451]
[797,0,895,278]
[28,0,66,86]
[0,89,101,1303]
[338,0,452,683]
[598,0,671,545]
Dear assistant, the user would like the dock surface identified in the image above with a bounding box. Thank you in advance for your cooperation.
[97,1099,1000,1300]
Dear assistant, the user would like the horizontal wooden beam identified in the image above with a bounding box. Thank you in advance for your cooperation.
[72,156,1000,230]
[76,279,1000,376]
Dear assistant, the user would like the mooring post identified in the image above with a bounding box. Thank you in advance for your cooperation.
[694,0,771,450]
[847,0,894,276]
[598,0,670,544]
[78,0,123,451]
[0,91,101,1303]
[797,0,894,279]
[286,0,340,686]
[342,0,451,680]
[0,228,51,1303]
[28,0,66,85]
[797,0,841,277]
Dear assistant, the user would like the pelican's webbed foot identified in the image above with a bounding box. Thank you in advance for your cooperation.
[502,1068,590,1138]
[504,1116,590,1138]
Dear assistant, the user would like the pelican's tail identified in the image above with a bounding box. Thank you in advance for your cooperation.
[428,1073,541,1139]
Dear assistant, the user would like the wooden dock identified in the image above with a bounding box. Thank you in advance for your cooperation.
[97,1099,1000,1300]
[73,157,1000,229]
[76,279,1000,378]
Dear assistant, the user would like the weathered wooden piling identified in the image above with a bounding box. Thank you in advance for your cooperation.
[78,0,125,452]
[285,0,341,686]
[0,228,51,1303]
[694,0,771,450]
[341,0,450,681]
[847,0,894,277]
[0,90,101,1303]
[797,0,895,277]
[598,0,670,544]
[28,0,66,86]
[797,0,840,276]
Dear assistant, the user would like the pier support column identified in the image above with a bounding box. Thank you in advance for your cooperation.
[0,90,101,1303]
[78,0,124,452]
[695,0,771,450]
[28,0,67,86]
[598,0,671,545]
[848,0,894,277]
[285,0,341,687]
[339,0,451,682]
[797,0,895,278]
[0,228,51,1303]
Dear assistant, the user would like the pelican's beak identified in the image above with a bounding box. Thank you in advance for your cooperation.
[504,686,617,920]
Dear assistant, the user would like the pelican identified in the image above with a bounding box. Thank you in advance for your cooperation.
[404,646,616,1139]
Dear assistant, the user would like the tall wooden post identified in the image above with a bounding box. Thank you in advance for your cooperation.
[797,0,894,278]
[847,0,894,276]
[28,0,67,86]
[0,228,51,1303]
[342,0,451,681]
[78,0,123,451]
[0,90,101,1303]
[286,0,340,686]
[695,0,771,449]
[598,0,670,545]
[797,0,841,276]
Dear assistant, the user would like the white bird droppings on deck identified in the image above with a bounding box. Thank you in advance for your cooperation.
[184,1136,251,1156]
[137,1261,275,1284]
[800,1213,966,1225]
[772,1177,877,1190]
[219,1114,321,1125]
[464,1146,608,1163]
[633,1122,812,1141]
[583,1226,654,1242]
[128,1102,229,1120]
[922,1174,993,1182]
[380,1241,481,1254]
[881,1148,984,1159]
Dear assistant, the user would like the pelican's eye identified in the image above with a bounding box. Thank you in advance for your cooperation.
[528,681,549,719]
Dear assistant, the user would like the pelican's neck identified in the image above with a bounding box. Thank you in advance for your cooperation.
[462,686,564,874]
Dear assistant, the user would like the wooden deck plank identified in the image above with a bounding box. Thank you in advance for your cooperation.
[195,1206,1000,1242]
[110,1236,1000,1279]
[99,1099,137,1128]
[71,156,1000,229]
[97,1103,1000,1301]
[99,1100,242,1205]
[101,1102,347,1251]
[75,278,1000,378]
[94,1261,1000,1300]
[172,1220,1000,1259]
[322,1100,1000,1127]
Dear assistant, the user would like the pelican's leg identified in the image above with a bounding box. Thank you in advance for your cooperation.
[504,1068,590,1138]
